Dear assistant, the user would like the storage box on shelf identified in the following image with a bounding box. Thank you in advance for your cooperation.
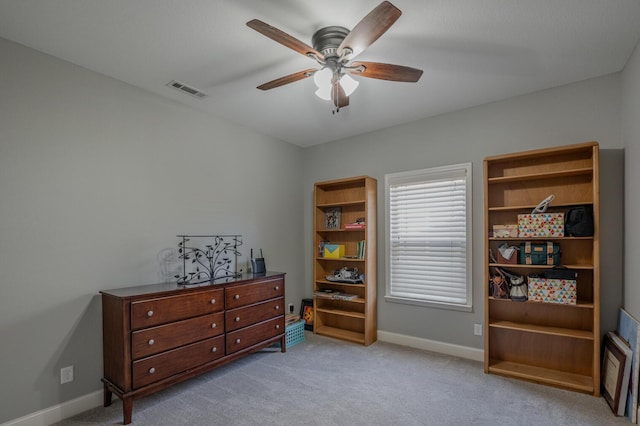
[484,142,600,395]
[313,176,377,346]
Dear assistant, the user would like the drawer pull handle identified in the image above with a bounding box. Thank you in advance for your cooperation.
[210,299,216,305]
[149,367,155,374]
[235,317,241,322]
[211,323,217,329]
[147,310,154,317]
[276,324,280,329]
[275,305,280,310]
[234,294,240,300]
[236,338,241,344]
[211,347,217,353]
[148,339,155,345]
[274,286,279,291]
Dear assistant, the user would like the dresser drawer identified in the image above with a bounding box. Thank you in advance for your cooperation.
[225,277,284,309]
[226,316,284,354]
[132,335,225,388]
[225,298,284,332]
[131,288,223,330]
[132,312,224,360]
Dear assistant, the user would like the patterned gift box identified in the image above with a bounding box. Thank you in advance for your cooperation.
[323,244,345,259]
[527,277,576,305]
[518,213,564,238]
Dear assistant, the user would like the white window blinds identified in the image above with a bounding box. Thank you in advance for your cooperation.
[385,163,472,310]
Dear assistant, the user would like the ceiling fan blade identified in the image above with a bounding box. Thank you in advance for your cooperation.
[247,19,324,60]
[332,82,349,108]
[257,69,317,90]
[349,61,423,82]
[337,1,402,58]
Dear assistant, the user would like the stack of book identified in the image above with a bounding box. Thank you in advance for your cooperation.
[344,217,365,230]
[344,222,365,230]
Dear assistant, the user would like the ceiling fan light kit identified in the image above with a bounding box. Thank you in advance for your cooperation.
[246,1,423,113]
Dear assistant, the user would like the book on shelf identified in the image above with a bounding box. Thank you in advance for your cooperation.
[356,240,366,259]
[324,207,341,229]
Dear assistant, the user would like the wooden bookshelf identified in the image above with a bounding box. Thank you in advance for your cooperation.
[484,142,600,395]
[313,176,377,346]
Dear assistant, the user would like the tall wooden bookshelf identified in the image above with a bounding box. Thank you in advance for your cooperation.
[313,176,377,346]
[484,142,600,395]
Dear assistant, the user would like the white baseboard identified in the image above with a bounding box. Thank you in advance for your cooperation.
[378,330,484,362]
[1,390,103,426]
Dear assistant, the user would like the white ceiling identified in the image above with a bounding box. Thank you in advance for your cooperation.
[1,0,639,147]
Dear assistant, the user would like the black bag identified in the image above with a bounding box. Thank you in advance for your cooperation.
[545,266,578,280]
[519,241,561,265]
[565,205,594,237]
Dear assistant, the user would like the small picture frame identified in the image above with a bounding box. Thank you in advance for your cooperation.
[324,207,341,229]
[300,298,314,331]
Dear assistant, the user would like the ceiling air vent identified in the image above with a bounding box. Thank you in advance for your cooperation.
[167,80,208,99]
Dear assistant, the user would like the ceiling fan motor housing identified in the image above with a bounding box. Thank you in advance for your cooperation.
[312,26,350,58]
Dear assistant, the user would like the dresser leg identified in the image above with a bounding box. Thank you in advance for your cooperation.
[281,335,286,353]
[103,383,112,407]
[122,397,133,425]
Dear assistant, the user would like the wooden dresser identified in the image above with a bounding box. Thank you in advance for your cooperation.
[101,272,286,424]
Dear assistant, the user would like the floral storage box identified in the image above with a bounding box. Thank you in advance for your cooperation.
[527,277,576,305]
[518,213,564,238]
[493,224,518,238]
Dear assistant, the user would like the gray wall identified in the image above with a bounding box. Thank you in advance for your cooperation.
[303,73,624,349]
[623,41,640,319]
[0,38,305,423]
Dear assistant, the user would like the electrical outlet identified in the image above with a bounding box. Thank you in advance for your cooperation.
[60,365,74,384]
[288,304,294,314]
[474,324,483,336]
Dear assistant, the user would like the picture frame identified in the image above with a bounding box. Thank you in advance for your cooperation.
[300,298,314,331]
[324,207,341,229]
[617,308,640,422]
[602,331,633,416]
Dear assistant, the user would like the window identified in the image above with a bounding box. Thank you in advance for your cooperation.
[385,163,472,311]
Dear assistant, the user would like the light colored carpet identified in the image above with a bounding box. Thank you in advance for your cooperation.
[55,332,629,425]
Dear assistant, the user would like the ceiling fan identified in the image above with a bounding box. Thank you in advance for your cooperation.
[246,1,423,111]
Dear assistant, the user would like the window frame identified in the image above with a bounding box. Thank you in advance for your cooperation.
[384,163,473,312]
